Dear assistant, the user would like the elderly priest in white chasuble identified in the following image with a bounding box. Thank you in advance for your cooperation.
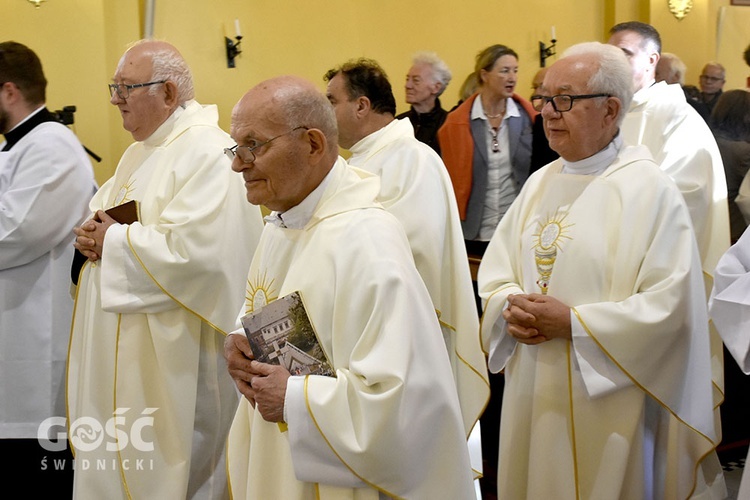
[68,40,263,499]
[479,42,725,500]
[224,75,476,500]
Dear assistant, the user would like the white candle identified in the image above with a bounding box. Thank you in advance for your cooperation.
[235,19,242,38]
[551,26,556,41]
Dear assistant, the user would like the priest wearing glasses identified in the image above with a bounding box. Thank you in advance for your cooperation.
[478,42,724,499]
[69,39,263,500]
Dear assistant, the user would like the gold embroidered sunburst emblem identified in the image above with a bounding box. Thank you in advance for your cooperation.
[532,210,573,295]
[112,180,135,207]
[246,270,277,314]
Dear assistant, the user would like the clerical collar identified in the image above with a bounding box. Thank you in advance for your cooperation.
[561,133,623,176]
[263,163,336,229]
[1,105,56,151]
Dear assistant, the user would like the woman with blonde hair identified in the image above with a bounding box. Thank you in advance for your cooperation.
[438,44,536,257]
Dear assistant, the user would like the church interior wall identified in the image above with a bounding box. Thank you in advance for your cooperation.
[2,0,747,185]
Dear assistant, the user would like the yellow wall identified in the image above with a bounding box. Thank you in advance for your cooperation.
[715,5,750,91]
[4,0,110,183]
[3,0,748,185]
[650,0,717,87]
[153,0,604,132]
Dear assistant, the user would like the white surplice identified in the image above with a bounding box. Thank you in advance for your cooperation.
[227,158,475,500]
[66,101,263,499]
[478,144,722,499]
[709,229,750,500]
[0,119,95,438]
[348,118,489,443]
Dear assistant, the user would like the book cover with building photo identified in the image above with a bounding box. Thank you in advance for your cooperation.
[241,291,334,377]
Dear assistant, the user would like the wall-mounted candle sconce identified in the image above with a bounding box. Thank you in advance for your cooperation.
[225,36,243,68]
[27,0,47,6]
[225,19,243,68]
[539,27,557,68]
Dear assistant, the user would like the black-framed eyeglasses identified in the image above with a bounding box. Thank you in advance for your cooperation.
[108,80,167,100]
[531,93,612,113]
[699,75,724,83]
[224,126,309,163]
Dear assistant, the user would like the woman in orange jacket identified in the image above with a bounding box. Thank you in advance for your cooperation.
[438,44,537,257]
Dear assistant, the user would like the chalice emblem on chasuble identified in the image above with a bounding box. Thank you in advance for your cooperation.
[533,210,573,295]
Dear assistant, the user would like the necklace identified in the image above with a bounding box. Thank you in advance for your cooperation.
[484,108,505,119]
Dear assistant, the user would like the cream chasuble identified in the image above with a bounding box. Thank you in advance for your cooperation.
[227,159,475,500]
[621,81,730,416]
[348,118,489,445]
[66,101,264,499]
[478,145,722,499]
[709,229,750,500]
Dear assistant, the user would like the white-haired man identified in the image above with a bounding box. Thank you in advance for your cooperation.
[395,51,452,154]
[224,75,475,499]
[655,52,687,85]
[698,62,726,114]
[481,42,723,499]
[69,40,263,499]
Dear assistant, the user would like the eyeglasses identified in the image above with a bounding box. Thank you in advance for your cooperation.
[531,93,612,113]
[108,80,167,100]
[699,75,724,83]
[224,126,309,163]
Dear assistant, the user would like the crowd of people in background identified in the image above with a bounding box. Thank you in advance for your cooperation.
[2,19,750,500]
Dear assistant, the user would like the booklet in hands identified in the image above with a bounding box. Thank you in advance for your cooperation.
[241,291,334,377]
[71,200,140,285]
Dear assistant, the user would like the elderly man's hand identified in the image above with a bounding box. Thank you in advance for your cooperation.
[503,294,545,345]
[73,210,117,262]
[224,334,259,406]
[250,361,291,423]
[503,293,572,344]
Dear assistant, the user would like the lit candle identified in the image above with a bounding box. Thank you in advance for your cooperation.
[235,19,242,38]
[551,26,556,41]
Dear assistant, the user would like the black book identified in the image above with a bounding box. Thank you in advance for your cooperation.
[71,200,140,285]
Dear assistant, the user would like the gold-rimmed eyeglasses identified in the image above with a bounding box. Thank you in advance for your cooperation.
[224,126,309,163]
